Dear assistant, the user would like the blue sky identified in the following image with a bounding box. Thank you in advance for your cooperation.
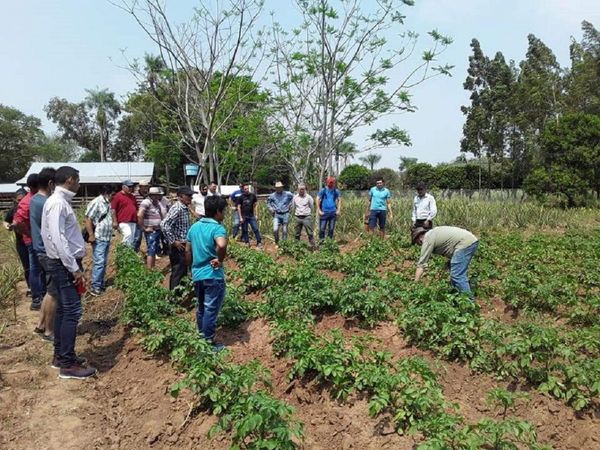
[1,0,598,170]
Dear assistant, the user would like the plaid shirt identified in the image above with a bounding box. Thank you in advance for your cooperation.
[160,200,190,244]
[85,195,113,242]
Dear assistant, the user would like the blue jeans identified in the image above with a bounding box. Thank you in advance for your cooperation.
[194,279,226,341]
[232,210,241,238]
[241,216,262,244]
[27,244,45,301]
[133,225,143,252]
[450,241,479,297]
[272,212,290,243]
[319,212,337,240]
[47,258,82,367]
[144,230,161,257]
[368,210,387,230]
[91,240,110,291]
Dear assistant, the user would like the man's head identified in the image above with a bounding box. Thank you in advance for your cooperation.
[416,182,426,198]
[275,181,284,193]
[101,184,114,201]
[122,179,135,194]
[326,176,336,189]
[38,167,57,193]
[375,177,384,189]
[55,166,80,194]
[138,180,150,196]
[298,183,306,196]
[200,184,208,196]
[27,173,40,194]
[176,186,194,205]
[15,188,27,203]
[243,184,251,194]
[204,195,228,223]
[411,227,428,246]
[208,181,218,194]
[149,186,162,202]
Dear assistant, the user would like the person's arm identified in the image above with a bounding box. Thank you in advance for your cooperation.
[336,194,342,216]
[411,197,417,224]
[266,194,275,214]
[317,191,324,215]
[366,189,372,217]
[414,238,434,282]
[211,236,228,269]
[47,203,80,275]
[387,192,393,219]
[237,203,244,223]
[185,241,193,267]
[84,217,96,243]
[160,207,176,245]
[110,195,119,229]
[12,201,28,235]
[414,267,425,282]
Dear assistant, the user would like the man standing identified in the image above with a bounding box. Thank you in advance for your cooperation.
[42,166,96,379]
[412,182,437,230]
[229,182,244,239]
[292,184,315,248]
[238,184,262,248]
[138,187,168,269]
[317,176,341,242]
[367,177,393,237]
[161,186,194,289]
[13,173,44,310]
[30,167,58,342]
[133,181,150,251]
[4,189,30,293]
[267,181,294,245]
[84,185,114,296]
[111,180,138,247]
[191,184,208,219]
[412,226,479,298]
[185,196,228,351]
[207,181,219,197]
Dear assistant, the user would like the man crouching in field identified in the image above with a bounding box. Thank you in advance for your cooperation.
[412,226,479,299]
[185,196,228,352]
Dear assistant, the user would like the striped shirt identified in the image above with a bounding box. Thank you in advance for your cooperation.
[160,201,191,244]
[139,198,168,229]
[85,195,113,242]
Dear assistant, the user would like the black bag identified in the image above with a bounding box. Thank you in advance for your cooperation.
[83,210,110,243]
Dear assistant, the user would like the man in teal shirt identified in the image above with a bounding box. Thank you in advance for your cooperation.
[366,177,393,237]
[185,196,229,351]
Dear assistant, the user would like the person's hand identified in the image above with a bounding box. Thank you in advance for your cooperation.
[73,271,85,283]
[145,227,154,233]
[336,209,341,217]
[425,220,431,228]
[210,258,221,269]
[318,210,324,217]
[240,217,244,224]
[112,223,119,230]
[3,222,10,231]
[88,234,96,244]
[173,240,185,251]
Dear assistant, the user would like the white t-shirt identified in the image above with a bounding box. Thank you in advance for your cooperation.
[191,193,206,216]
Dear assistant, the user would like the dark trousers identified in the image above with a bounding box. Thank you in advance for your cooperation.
[169,246,188,290]
[48,258,82,367]
[27,244,46,301]
[414,219,433,230]
[241,216,262,244]
[318,212,337,240]
[16,237,30,289]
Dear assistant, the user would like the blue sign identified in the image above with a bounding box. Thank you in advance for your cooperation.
[184,163,199,177]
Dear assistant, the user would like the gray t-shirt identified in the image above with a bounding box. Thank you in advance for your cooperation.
[293,194,314,216]
[417,226,478,268]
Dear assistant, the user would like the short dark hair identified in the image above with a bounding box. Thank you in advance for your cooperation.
[101,184,113,195]
[55,166,79,185]
[38,167,56,189]
[209,181,217,185]
[200,184,207,189]
[27,173,40,190]
[376,177,384,183]
[416,182,426,190]
[204,195,227,218]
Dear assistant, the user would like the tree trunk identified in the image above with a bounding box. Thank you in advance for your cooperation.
[100,129,105,162]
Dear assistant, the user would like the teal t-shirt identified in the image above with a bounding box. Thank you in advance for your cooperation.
[369,187,391,211]
[187,218,227,281]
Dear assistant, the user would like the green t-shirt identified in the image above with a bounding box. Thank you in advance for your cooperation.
[187,218,227,281]
[417,226,478,268]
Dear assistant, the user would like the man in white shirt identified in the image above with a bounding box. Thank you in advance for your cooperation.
[191,184,208,219]
[292,183,315,248]
[412,182,437,229]
[41,166,96,380]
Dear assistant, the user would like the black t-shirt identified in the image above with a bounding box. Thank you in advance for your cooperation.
[240,193,257,217]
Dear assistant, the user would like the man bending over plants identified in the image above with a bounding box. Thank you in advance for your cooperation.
[412,226,479,299]
[185,196,229,352]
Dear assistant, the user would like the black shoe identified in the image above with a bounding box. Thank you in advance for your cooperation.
[33,327,45,336]
[51,355,88,369]
[59,364,97,380]
[89,288,102,297]
[30,300,42,311]
[26,289,32,297]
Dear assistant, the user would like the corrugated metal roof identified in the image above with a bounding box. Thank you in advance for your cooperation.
[0,183,22,194]
[15,162,155,185]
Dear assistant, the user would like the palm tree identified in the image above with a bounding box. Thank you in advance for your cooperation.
[85,88,121,162]
[359,153,381,171]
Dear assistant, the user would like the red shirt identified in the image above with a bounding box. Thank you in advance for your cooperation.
[111,191,138,224]
[13,192,33,245]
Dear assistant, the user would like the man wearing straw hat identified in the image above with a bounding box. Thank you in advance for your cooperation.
[138,187,169,269]
[267,181,294,245]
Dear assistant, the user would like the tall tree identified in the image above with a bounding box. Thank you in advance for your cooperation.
[85,88,121,162]
[45,97,99,156]
[270,0,452,184]
[359,153,381,171]
[0,105,44,182]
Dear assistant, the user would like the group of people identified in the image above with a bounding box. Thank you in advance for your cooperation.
[4,167,479,378]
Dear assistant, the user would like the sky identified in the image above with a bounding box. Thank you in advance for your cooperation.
[1,0,599,171]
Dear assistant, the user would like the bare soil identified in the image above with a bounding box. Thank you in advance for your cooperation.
[1,242,599,449]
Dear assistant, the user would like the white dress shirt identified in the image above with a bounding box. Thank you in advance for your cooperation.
[41,186,86,273]
[191,193,206,216]
[412,193,437,223]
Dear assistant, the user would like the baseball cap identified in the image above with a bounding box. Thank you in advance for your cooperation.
[177,186,194,196]
[122,179,135,187]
